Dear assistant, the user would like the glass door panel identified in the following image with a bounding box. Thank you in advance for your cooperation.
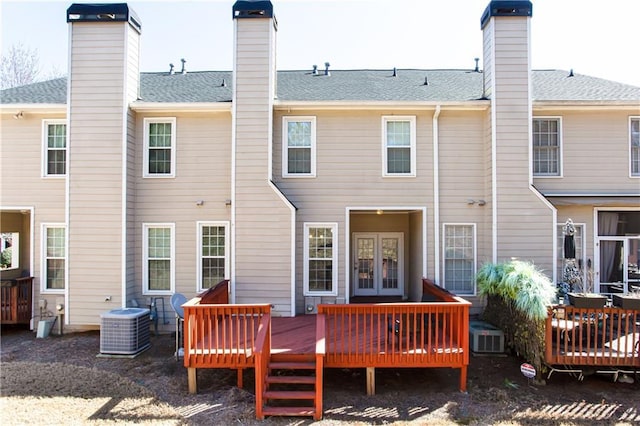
[599,239,624,294]
[355,236,376,295]
[627,238,640,293]
[353,233,403,296]
[380,237,399,294]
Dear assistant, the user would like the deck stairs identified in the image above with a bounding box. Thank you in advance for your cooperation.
[261,353,321,419]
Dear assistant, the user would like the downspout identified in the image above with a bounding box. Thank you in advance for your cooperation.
[230,21,238,304]
[64,23,72,324]
[432,105,441,283]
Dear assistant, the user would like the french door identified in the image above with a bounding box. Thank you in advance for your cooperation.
[353,233,404,296]
[598,237,640,294]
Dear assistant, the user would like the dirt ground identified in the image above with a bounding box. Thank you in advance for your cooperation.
[1,325,638,425]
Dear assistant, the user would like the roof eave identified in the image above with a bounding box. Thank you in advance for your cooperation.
[273,100,490,111]
[0,104,66,114]
[534,100,640,111]
[130,102,232,113]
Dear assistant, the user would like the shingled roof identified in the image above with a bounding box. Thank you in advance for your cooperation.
[2,69,639,105]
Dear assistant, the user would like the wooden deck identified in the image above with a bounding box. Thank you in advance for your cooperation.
[182,279,470,420]
[545,305,640,376]
[0,277,33,325]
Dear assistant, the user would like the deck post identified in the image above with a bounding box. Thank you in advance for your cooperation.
[459,366,467,392]
[188,368,197,394]
[366,367,375,395]
[237,368,243,388]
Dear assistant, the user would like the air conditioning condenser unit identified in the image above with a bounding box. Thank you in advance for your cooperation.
[469,320,504,354]
[100,308,151,356]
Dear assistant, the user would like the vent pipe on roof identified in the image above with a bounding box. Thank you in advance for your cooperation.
[221,78,227,87]
[424,76,429,86]
[474,57,480,72]
[169,63,175,75]
[324,62,330,76]
[393,67,397,77]
[568,68,574,77]
[312,65,318,75]
[180,58,187,74]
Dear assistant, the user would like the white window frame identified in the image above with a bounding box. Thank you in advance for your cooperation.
[196,221,230,292]
[282,116,316,178]
[143,223,175,295]
[532,116,563,177]
[41,119,67,178]
[143,117,176,178]
[630,116,640,178]
[41,223,66,294]
[303,222,338,296]
[442,223,477,296]
[382,116,416,177]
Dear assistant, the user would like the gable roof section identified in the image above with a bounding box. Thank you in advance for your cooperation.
[1,69,639,105]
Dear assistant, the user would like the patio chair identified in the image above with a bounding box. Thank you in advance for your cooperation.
[170,293,187,360]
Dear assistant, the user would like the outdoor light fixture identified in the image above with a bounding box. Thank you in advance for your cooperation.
[13,111,24,119]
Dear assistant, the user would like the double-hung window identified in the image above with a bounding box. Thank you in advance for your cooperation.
[532,117,562,176]
[197,222,229,291]
[304,223,338,295]
[42,224,66,292]
[144,118,176,178]
[42,120,67,177]
[382,116,416,176]
[631,117,640,177]
[143,224,174,294]
[283,117,316,177]
[443,224,476,295]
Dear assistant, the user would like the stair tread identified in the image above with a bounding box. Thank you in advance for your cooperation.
[266,375,316,384]
[264,390,316,399]
[262,406,316,417]
[269,361,316,369]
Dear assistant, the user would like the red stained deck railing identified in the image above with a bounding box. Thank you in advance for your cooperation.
[545,305,640,368]
[318,299,470,391]
[183,301,271,393]
[0,277,33,325]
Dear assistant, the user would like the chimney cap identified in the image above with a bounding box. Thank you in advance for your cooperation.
[67,3,141,32]
[481,1,532,29]
[233,0,273,19]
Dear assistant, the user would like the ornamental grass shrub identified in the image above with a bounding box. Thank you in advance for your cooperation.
[477,260,556,379]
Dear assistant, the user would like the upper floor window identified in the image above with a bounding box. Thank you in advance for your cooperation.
[382,116,416,177]
[42,224,66,292]
[283,117,316,177]
[42,120,67,177]
[631,117,640,177]
[144,118,176,178]
[197,222,229,291]
[143,223,174,294]
[532,117,562,177]
[443,224,476,295]
[304,223,338,295]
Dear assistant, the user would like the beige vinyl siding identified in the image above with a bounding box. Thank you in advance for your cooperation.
[534,110,640,194]
[67,22,135,325]
[1,114,66,303]
[134,113,231,300]
[234,18,293,315]
[274,109,434,304]
[490,17,554,270]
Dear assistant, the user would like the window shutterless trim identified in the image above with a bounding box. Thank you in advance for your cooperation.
[303,222,338,296]
[282,116,316,178]
[532,116,563,178]
[629,116,640,178]
[441,223,477,296]
[41,223,66,294]
[143,117,176,178]
[196,221,230,292]
[381,116,416,177]
[41,119,67,178]
[142,223,175,295]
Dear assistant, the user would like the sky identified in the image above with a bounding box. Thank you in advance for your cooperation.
[1,0,639,87]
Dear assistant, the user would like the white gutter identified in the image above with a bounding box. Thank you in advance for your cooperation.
[273,100,489,111]
[534,100,640,111]
[432,105,441,283]
[0,104,66,114]
[130,102,232,113]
